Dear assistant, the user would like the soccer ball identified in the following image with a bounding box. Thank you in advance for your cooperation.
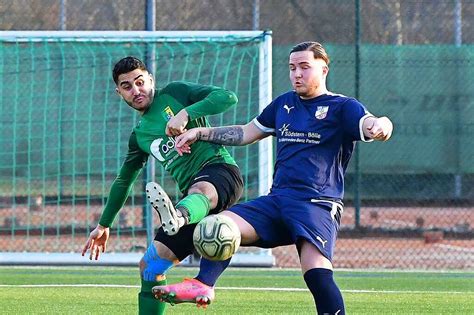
[193,214,241,261]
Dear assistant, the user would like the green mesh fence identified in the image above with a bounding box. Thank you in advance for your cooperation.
[0,31,271,258]
[1,32,473,269]
[273,44,474,200]
[272,44,473,269]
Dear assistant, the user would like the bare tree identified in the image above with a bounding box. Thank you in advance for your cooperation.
[1,0,472,44]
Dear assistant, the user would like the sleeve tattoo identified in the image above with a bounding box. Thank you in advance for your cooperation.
[198,127,244,145]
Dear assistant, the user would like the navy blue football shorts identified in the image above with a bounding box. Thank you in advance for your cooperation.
[228,194,343,261]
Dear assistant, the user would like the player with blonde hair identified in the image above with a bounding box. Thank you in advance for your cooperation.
[155,42,393,314]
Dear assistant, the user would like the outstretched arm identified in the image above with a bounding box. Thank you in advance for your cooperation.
[362,116,393,141]
[82,133,147,260]
[81,164,142,260]
[82,224,110,260]
[175,121,268,155]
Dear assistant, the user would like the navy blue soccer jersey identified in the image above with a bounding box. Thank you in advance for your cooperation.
[254,91,373,200]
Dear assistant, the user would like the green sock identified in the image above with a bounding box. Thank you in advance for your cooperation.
[176,193,211,224]
[138,278,167,315]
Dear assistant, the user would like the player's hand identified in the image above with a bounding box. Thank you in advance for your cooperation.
[175,142,192,156]
[366,116,393,141]
[175,128,201,156]
[81,224,110,260]
[166,109,189,137]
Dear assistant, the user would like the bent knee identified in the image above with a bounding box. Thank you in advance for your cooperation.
[221,210,259,244]
[298,239,333,272]
[188,182,218,209]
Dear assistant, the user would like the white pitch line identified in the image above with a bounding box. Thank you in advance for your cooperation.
[0,284,140,288]
[0,284,471,295]
[220,287,472,295]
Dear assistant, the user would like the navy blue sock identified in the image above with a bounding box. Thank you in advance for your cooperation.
[195,257,231,287]
[303,268,345,315]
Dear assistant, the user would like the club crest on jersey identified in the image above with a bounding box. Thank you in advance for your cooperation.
[315,106,329,120]
[162,106,174,121]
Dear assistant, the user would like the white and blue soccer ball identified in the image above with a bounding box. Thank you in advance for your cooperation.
[193,214,241,261]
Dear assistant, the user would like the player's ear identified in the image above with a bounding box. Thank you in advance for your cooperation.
[322,65,329,76]
[149,73,154,85]
[115,87,125,100]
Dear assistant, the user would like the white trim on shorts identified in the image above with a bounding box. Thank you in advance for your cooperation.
[310,199,344,221]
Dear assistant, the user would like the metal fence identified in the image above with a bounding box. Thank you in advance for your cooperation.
[1,0,473,269]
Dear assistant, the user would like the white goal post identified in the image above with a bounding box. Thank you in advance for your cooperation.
[0,30,274,267]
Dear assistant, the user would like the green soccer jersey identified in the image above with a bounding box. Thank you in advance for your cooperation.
[99,81,238,227]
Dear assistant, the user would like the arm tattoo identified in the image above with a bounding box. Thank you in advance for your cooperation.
[198,127,244,145]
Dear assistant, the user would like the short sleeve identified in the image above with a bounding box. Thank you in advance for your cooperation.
[254,100,278,134]
[342,98,373,142]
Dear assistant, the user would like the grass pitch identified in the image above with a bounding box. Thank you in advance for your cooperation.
[0,266,473,314]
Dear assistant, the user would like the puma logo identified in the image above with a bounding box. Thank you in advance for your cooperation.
[283,104,294,114]
[316,236,328,248]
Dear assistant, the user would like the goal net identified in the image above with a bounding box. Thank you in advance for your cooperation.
[0,31,274,267]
